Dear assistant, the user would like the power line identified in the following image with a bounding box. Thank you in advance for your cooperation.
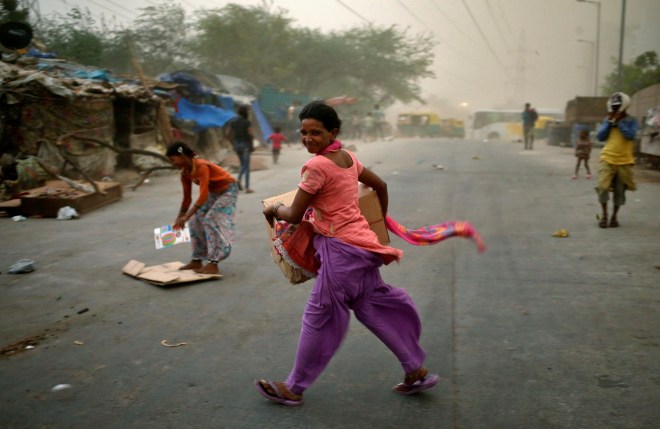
[390,0,493,81]
[484,0,509,50]
[99,0,138,17]
[427,0,479,45]
[458,0,510,78]
[78,0,133,20]
[395,0,434,33]
[422,0,497,68]
[334,0,371,25]
[493,0,514,39]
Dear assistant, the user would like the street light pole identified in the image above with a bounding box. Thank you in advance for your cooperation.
[577,0,601,95]
[617,0,627,89]
[577,39,596,95]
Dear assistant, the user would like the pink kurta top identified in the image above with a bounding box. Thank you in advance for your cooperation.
[298,150,402,264]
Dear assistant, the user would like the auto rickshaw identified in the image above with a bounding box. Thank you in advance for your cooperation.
[396,112,443,137]
[448,118,466,138]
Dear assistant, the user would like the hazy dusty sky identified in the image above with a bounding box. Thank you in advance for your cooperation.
[38,0,660,115]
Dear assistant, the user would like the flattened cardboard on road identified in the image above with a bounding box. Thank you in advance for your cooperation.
[122,260,221,286]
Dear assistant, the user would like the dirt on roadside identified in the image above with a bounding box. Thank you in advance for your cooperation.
[635,165,660,184]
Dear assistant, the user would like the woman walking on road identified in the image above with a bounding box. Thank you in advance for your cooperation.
[166,142,237,275]
[228,105,255,193]
[256,101,439,406]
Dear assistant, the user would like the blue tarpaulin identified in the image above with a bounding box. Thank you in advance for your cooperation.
[217,95,235,111]
[175,97,236,131]
[251,99,274,142]
[71,69,113,82]
[160,72,209,96]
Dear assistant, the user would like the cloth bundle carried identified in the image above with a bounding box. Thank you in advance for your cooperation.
[270,215,486,285]
[271,220,318,284]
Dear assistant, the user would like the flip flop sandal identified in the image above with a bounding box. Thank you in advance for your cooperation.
[598,217,608,228]
[393,373,440,396]
[254,379,303,406]
[609,218,619,228]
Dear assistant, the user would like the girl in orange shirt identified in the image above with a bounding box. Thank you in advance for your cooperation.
[166,142,237,275]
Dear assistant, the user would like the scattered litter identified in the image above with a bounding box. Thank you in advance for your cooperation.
[56,206,79,220]
[25,345,35,350]
[73,340,84,346]
[51,384,72,392]
[391,171,399,175]
[8,259,35,274]
[654,265,660,270]
[154,224,190,249]
[77,308,89,315]
[472,156,481,160]
[11,215,26,222]
[161,340,187,347]
[432,164,444,170]
[596,213,600,220]
[552,229,569,238]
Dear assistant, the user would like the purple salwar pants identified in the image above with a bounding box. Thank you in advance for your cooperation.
[285,235,426,395]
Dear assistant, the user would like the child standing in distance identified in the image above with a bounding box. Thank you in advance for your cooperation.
[573,129,592,179]
[267,126,287,164]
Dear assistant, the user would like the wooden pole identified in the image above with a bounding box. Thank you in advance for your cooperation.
[127,36,173,145]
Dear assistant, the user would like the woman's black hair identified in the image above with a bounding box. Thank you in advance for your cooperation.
[237,105,249,118]
[166,141,196,158]
[298,101,342,132]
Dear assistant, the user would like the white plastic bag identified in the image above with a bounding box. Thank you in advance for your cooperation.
[57,206,79,220]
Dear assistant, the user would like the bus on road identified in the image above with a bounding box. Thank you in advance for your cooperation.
[470,108,564,142]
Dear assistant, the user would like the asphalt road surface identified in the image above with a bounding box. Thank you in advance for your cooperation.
[1,136,659,429]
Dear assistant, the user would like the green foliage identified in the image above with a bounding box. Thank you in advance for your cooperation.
[1,0,29,23]
[192,3,435,106]
[24,1,435,106]
[328,26,436,104]
[99,30,134,75]
[37,8,104,66]
[131,0,194,76]
[602,51,660,96]
[192,2,296,87]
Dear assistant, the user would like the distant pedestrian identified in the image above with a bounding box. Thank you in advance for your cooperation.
[595,92,638,228]
[267,126,287,164]
[363,112,375,142]
[166,141,237,275]
[373,104,386,140]
[521,103,538,149]
[227,105,255,193]
[287,100,303,141]
[572,129,592,179]
[350,111,362,140]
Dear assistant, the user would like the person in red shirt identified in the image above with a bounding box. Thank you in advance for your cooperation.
[166,142,238,275]
[267,126,287,164]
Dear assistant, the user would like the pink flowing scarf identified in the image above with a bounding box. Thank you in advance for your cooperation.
[385,216,486,253]
[317,139,486,252]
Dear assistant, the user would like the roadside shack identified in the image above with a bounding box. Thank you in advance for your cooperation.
[0,58,171,216]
